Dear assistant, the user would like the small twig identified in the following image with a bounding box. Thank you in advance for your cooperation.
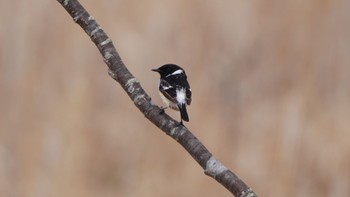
[56,0,257,196]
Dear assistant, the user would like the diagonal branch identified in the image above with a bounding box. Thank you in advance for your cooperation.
[56,0,257,196]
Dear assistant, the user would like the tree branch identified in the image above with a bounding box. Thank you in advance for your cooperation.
[56,0,257,196]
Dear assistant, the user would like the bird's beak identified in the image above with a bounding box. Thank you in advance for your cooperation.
[152,68,159,72]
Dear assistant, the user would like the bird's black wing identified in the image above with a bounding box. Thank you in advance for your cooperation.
[165,74,192,105]
[186,88,192,105]
[159,79,177,104]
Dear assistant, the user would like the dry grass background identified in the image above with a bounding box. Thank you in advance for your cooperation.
[1,0,350,196]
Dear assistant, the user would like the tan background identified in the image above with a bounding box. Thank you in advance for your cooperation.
[1,0,350,196]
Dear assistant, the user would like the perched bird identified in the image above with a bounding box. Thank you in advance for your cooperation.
[152,64,192,124]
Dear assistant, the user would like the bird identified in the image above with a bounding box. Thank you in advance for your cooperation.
[152,64,192,124]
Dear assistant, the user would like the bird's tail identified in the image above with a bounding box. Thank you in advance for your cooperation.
[178,103,189,122]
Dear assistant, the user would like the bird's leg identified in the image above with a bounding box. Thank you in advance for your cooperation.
[179,113,184,126]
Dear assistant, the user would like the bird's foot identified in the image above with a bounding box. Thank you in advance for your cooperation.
[176,120,184,127]
[159,106,168,114]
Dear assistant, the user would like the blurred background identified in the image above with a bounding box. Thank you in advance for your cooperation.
[1,0,350,196]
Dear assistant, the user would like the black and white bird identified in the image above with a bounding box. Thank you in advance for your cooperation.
[152,64,192,124]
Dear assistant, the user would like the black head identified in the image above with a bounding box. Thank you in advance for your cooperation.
[152,64,185,78]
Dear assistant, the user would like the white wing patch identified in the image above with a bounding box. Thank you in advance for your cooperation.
[176,88,186,104]
[166,69,183,77]
[159,80,173,90]
[172,69,183,75]
[162,85,172,90]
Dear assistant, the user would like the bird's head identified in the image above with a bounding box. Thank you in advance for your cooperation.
[152,64,185,78]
